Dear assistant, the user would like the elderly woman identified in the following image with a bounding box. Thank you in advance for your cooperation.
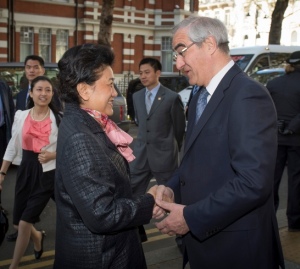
[54,43,159,269]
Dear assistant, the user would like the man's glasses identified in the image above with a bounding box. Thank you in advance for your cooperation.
[173,42,196,61]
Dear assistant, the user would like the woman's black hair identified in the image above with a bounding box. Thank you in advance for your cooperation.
[27,76,62,127]
[57,43,115,105]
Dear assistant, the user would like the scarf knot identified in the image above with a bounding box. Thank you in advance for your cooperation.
[82,108,135,162]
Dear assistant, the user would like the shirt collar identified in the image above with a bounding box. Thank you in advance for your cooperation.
[145,83,160,97]
[206,60,234,96]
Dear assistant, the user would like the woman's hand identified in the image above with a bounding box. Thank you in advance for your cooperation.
[0,174,5,191]
[38,151,56,164]
[147,185,158,198]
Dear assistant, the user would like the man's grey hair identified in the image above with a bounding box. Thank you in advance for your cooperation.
[172,16,230,54]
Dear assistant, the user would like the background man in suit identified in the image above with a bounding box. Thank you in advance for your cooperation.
[154,16,284,269]
[130,57,185,241]
[0,79,15,215]
[266,51,300,232]
[15,55,62,111]
[15,55,46,111]
[126,77,144,122]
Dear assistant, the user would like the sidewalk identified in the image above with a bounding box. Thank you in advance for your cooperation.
[145,208,300,269]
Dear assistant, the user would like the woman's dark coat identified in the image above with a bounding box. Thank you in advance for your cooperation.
[54,103,154,269]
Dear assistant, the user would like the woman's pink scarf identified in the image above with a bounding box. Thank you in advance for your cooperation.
[82,108,135,162]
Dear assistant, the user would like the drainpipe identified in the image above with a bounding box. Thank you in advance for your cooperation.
[75,0,78,45]
[7,0,14,61]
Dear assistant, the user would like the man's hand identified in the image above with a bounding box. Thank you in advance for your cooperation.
[155,185,174,202]
[281,129,293,135]
[155,199,189,236]
[152,185,174,219]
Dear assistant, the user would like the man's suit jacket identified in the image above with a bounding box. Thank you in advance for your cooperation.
[130,85,185,173]
[168,64,285,269]
[267,69,300,146]
[15,88,28,111]
[0,79,15,144]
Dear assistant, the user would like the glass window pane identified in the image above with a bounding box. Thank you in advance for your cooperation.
[56,29,68,62]
[161,51,173,72]
[39,28,51,62]
[20,27,33,61]
[161,37,173,72]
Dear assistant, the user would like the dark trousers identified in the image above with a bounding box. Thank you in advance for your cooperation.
[274,145,300,228]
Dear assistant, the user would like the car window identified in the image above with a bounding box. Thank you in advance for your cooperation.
[231,54,254,71]
[250,68,285,86]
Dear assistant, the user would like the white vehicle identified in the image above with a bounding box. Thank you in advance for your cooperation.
[230,45,300,75]
[178,85,192,108]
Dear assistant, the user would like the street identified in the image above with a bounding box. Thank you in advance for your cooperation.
[0,123,289,268]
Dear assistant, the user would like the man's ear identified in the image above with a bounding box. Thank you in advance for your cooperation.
[77,83,90,101]
[205,36,217,54]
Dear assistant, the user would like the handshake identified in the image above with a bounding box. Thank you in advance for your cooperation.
[147,185,174,203]
[146,185,190,236]
[147,185,174,219]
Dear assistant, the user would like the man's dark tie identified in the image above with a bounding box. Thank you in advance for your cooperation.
[195,87,209,123]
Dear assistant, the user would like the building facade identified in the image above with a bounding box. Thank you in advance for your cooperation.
[0,0,198,81]
[198,0,300,48]
[0,0,299,82]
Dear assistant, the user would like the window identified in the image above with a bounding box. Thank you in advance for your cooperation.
[56,30,68,62]
[161,37,173,72]
[291,31,298,45]
[39,28,51,62]
[184,0,194,12]
[20,27,34,62]
[224,9,230,26]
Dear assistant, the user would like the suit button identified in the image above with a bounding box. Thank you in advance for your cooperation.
[180,180,185,186]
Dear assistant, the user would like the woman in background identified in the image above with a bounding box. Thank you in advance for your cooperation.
[0,76,61,268]
[54,43,162,269]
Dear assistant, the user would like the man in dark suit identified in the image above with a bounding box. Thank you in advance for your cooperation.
[130,57,185,241]
[185,85,200,119]
[0,79,15,217]
[154,16,284,269]
[126,77,144,122]
[15,55,46,111]
[266,51,300,232]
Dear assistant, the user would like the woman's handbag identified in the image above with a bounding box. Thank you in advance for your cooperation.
[0,208,9,246]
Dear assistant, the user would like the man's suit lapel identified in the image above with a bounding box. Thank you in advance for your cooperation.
[183,64,241,157]
[184,87,224,155]
[148,86,165,116]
